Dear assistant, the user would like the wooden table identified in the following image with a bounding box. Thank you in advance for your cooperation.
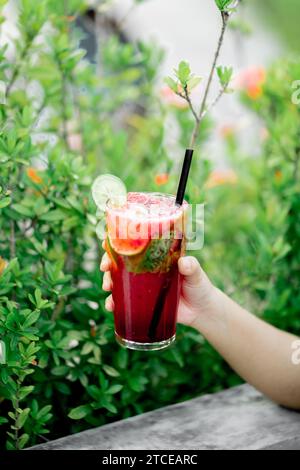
[31,384,300,450]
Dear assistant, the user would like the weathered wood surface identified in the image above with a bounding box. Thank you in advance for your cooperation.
[31,384,300,450]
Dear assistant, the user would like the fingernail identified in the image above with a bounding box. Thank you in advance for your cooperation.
[100,261,106,270]
[181,257,192,272]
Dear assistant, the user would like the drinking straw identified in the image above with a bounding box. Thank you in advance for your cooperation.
[148,271,173,341]
[175,148,194,206]
[148,148,194,340]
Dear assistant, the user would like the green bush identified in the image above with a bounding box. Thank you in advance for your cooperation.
[0,0,299,450]
[0,0,217,450]
[205,60,300,337]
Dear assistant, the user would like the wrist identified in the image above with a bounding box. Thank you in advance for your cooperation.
[192,286,228,336]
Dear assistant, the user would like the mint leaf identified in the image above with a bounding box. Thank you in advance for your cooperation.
[127,237,175,273]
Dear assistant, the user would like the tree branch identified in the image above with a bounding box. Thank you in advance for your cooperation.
[176,87,199,123]
[60,71,69,147]
[185,0,242,149]
[5,34,37,98]
[189,12,229,148]
[51,297,65,321]
[70,76,87,159]
[9,220,16,258]
[199,83,228,121]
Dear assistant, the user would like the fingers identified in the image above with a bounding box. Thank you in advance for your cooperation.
[100,253,112,272]
[102,271,112,291]
[178,256,203,287]
[105,294,114,312]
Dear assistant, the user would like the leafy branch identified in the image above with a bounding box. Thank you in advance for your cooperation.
[165,0,240,149]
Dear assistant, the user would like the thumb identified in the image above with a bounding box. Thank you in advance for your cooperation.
[178,256,203,287]
[178,256,214,312]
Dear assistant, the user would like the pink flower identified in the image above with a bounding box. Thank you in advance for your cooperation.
[160,86,188,109]
[260,127,269,142]
[219,124,236,139]
[234,66,266,100]
[205,169,238,189]
[154,173,169,186]
[67,133,82,152]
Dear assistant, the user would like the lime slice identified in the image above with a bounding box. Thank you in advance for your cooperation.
[92,174,127,211]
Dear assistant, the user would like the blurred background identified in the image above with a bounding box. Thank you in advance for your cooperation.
[1,0,299,165]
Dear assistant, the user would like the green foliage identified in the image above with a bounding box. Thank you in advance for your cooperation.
[0,0,214,450]
[204,59,300,338]
[165,61,202,94]
[216,66,233,89]
[251,0,300,52]
[214,0,236,13]
[228,18,252,35]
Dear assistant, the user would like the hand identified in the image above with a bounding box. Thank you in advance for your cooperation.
[177,256,217,330]
[100,241,217,332]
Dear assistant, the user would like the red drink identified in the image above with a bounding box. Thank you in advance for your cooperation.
[105,192,188,350]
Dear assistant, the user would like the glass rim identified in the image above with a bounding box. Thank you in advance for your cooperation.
[106,191,188,212]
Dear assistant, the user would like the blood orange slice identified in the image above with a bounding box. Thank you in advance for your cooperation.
[108,235,149,256]
[104,237,118,270]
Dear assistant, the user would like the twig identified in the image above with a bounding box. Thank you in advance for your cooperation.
[189,12,229,148]
[5,67,19,100]
[13,379,21,450]
[176,87,199,123]
[199,83,228,121]
[30,99,47,132]
[51,297,65,321]
[70,75,87,159]
[5,35,37,98]
[60,71,69,147]
[116,3,136,29]
[9,220,16,258]
[185,1,241,149]
[55,55,69,147]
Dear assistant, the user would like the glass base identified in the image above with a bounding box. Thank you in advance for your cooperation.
[115,333,176,351]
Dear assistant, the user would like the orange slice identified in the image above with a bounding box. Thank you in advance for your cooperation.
[104,237,118,270]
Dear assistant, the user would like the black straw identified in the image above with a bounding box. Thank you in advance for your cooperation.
[175,148,194,206]
[148,274,172,340]
[148,149,194,341]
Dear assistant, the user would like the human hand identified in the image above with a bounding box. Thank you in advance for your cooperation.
[176,256,217,330]
[100,243,217,332]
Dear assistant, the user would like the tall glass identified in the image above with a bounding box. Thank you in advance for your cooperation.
[105,192,188,351]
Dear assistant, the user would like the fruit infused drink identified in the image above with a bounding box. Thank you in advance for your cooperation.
[105,192,188,350]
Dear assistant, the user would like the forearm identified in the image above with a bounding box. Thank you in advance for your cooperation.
[195,288,300,409]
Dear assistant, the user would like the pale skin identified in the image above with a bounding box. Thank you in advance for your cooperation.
[100,247,300,410]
